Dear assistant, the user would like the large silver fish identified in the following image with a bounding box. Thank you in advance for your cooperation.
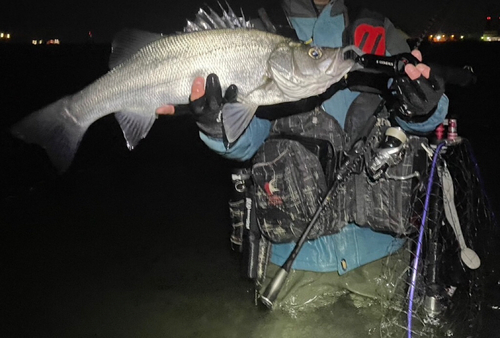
[11,28,355,172]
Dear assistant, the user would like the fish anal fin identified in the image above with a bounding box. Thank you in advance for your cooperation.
[115,111,156,150]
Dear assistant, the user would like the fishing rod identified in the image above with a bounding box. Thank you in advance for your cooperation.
[412,0,455,50]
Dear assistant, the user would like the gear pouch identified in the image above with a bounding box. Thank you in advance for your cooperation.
[252,138,339,243]
[351,135,428,235]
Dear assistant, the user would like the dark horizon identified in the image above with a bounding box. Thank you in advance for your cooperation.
[2,0,500,44]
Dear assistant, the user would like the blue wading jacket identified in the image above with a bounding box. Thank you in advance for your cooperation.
[201,0,448,274]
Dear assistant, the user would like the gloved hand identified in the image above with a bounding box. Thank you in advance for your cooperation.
[187,74,345,137]
[189,74,238,139]
[391,50,445,121]
[154,74,237,139]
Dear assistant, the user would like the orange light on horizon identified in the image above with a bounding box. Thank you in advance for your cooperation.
[432,34,447,43]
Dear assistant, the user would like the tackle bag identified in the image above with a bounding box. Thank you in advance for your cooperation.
[251,109,350,243]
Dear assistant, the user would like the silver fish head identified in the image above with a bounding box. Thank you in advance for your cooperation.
[268,41,355,101]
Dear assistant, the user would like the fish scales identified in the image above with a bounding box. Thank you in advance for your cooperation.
[71,30,286,126]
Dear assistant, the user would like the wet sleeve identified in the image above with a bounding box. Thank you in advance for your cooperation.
[396,94,449,134]
[199,116,272,161]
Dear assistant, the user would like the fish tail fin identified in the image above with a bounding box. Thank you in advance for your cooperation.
[10,97,88,173]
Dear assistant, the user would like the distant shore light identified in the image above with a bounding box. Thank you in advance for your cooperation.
[0,32,11,40]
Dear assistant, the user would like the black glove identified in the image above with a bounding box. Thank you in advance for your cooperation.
[189,74,238,139]
[190,74,347,137]
[390,71,445,121]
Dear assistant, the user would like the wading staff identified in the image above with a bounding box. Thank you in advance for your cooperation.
[260,112,379,308]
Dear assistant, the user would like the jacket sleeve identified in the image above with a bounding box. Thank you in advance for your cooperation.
[396,94,449,134]
[199,116,272,161]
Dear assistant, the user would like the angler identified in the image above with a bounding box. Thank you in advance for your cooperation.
[172,0,449,313]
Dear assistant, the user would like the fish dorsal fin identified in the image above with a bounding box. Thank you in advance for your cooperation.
[183,3,253,32]
[109,29,163,69]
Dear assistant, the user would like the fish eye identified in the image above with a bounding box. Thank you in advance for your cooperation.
[308,47,323,60]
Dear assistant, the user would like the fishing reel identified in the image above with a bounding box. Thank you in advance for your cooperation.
[367,127,408,181]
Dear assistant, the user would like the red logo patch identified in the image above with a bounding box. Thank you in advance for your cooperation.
[264,181,283,206]
[354,24,386,56]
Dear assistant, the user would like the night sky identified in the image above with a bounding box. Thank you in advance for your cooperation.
[1,0,499,43]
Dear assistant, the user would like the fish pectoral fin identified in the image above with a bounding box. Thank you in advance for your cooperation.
[115,111,157,150]
[221,102,258,144]
[109,29,163,69]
